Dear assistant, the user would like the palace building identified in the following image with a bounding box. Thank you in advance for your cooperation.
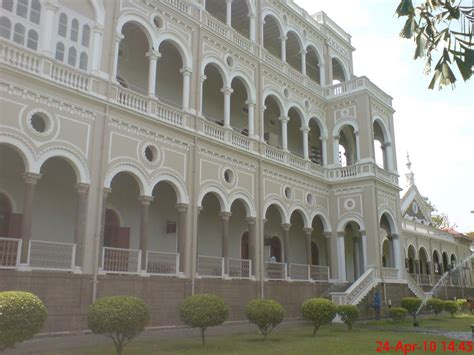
[0,0,472,333]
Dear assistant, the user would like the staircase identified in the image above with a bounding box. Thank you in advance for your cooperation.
[331,266,379,306]
[405,271,432,302]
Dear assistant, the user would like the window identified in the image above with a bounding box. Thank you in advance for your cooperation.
[13,23,25,45]
[16,0,28,18]
[79,51,88,70]
[68,46,76,66]
[81,24,90,47]
[0,16,11,39]
[70,18,78,42]
[55,42,64,61]
[26,29,38,50]
[1,0,13,12]
[30,0,41,24]
[58,13,67,37]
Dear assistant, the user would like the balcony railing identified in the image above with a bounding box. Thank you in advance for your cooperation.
[228,258,251,279]
[381,267,399,280]
[146,251,179,276]
[310,265,330,281]
[102,247,141,274]
[197,255,224,278]
[0,237,21,269]
[289,263,311,280]
[265,261,287,280]
[325,76,392,106]
[28,240,75,271]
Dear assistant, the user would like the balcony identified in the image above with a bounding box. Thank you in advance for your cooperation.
[325,76,393,106]
[264,261,330,282]
[197,255,224,278]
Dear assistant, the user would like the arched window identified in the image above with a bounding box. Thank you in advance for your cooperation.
[81,24,90,47]
[1,0,13,12]
[55,42,65,61]
[58,13,67,37]
[68,46,76,66]
[27,29,38,50]
[70,18,79,42]
[13,23,25,45]
[30,0,41,24]
[79,51,88,70]
[0,16,12,39]
[16,0,28,18]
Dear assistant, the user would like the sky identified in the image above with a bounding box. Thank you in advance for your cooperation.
[295,0,474,232]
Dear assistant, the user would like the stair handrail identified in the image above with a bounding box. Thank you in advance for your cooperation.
[345,266,377,304]
[405,270,430,301]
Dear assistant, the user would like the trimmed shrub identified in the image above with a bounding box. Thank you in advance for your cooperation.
[87,296,149,355]
[179,294,229,345]
[443,300,459,318]
[245,299,284,340]
[0,291,47,351]
[401,297,422,325]
[456,299,467,313]
[337,305,360,330]
[301,298,337,336]
[389,307,408,325]
[426,298,444,318]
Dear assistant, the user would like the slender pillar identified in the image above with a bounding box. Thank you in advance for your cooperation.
[20,173,41,264]
[74,183,89,268]
[180,67,192,110]
[38,1,59,55]
[98,188,112,267]
[280,116,289,151]
[304,228,313,265]
[112,33,124,83]
[280,35,287,62]
[146,50,161,97]
[221,87,233,128]
[360,230,368,271]
[91,25,103,73]
[281,223,291,263]
[301,50,307,74]
[225,0,232,26]
[355,130,361,162]
[198,75,207,116]
[139,196,153,272]
[246,100,256,137]
[321,137,328,166]
[353,236,361,278]
[337,231,346,281]
[333,135,340,165]
[249,14,256,42]
[221,212,231,274]
[324,232,332,277]
[247,217,256,276]
[301,126,310,160]
[176,203,188,273]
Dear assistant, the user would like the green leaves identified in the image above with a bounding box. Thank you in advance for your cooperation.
[396,0,415,17]
[301,298,337,336]
[245,299,284,339]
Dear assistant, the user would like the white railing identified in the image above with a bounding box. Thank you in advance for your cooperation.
[265,261,287,280]
[28,240,75,271]
[203,121,225,142]
[332,266,378,305]
[289,263,310,280]
[406,271,431,301]
[325,76,392,106]
[162,0,190,14]
[231,131,251,150]
[0,41,41,73]
[197,255,224,278]
[228,258,251,279]
[156,103,183,126]
[288,154,307,170]
[102,247,141,274]
[146,251,179,276]
[311,265,330,281]
[50,64,90,92]
[382,267,399,280]
[265,145,286,163]
[116,87,149,113]
[263,50,285,72]
[375,166,398,185]
[0,237,21,269]
[313,11,351,42]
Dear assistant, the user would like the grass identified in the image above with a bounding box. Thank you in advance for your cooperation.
[362,313,474,331]
[43,316,474,355]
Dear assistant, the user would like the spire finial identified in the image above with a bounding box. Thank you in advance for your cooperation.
[406,152,412,171]
[405,152,415,187]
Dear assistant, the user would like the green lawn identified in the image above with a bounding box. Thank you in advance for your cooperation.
[44,317,474,355]
[362,313,474,331]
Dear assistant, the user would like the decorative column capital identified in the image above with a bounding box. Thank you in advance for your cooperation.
[220,211,232,220]
[300,49,308,56]
[279,35,288,41]
[176,203,188,213]
[300,126,310,133]
[304,227,313,236]
[115,32,125,44]
[138,195,154,205]
[245,99,256,107]
[75,183,90,194]
[262,218,268,224]
[43,0,60,12]
[279,116,289,123]
[324,231,332,239]
[221,87,234,95]
[103,187,112,196]
[336,231,345,238]
[281,223,291,231]
[246,217,256,225]
[92,24,104,34]
[23,172,42,184]
[200,74,207,83]
[146,50,161,61]
[180,67,192,76]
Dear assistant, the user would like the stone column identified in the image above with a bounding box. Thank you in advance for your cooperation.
[220,212,231,274]
[38,1,59,55]
[176,203,188,273]
[221,87,233,128]
[247,217,256,276]
[226,0,233,26]
[98,188,111,267]
[301,126,310,160]
[281,223,291,263]
[360,230,368,271]
[321,137,328,166]
[246,100,256,138]
[74,183,89,268]
[280,35,287,62]
[249,14,256,42]
[301,49,307,75]
[146,50,161,97]
[20,173,41,264]
[353,235,361,278]
[304,228,313,265]
[333,135,340,165]
[139,196,153,272]
[91,25,103,73]
[198,75,207,116]
[355,130,361,162]
[180,67,192,110]
[280,116,289,151]
[324,232,332,277]
[111,33,124,83]
[337,231,346,281]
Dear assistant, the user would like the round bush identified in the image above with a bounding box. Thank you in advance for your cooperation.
[180,294,229,344]
[337,304,360,330]
[0,291,47,351]
[455,299,467,313]
[301,298,337,336]
[87,296,149,355]
[426,298,444,317]
[443,300,459,317]
[401,297,422,322]
[245,299,284,340]
[389,307,408,324]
